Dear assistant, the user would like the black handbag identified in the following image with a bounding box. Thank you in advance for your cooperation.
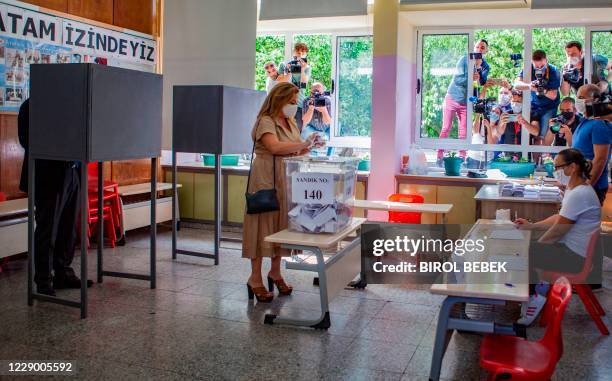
[245,126,280,214]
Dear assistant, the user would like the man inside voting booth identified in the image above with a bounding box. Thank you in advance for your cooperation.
[18,99,93,296]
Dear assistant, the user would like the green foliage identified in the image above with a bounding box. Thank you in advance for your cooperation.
[421,34,468,139]
[293,34,333,91]
[337,36,372,137]
[255,35,285,91]
[532,27,584,71]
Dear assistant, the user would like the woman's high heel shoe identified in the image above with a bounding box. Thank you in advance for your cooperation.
[247,283,273,302]
[267,276,293,296]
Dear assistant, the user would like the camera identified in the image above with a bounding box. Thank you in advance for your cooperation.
[469,52,482,60]
[287,56,307,74]
[309,91,330,108]
[469,96,496,115]
[549,114,569,134]
[586,93,612,118]
[534,68,548,98]
[562,64,581,84]
[510,53,522,68]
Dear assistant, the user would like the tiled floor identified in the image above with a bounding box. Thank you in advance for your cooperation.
[1,227,611,381]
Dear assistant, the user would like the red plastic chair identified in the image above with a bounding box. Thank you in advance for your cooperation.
[79,205,116,248]
[0,192,6,201]
[539,230,609,335]
[480,277,572,381]
[388,193,425,224]
[87,163,124,239]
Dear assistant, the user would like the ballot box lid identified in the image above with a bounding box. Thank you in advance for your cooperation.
[172,85,266,154]
[29,64,163,162]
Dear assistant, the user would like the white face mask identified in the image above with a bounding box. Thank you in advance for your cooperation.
[511,102,522,114]
[575,98,587,114]
[554,168,570,186]
[499,94,511,106]
[282,104,298,119]
[569,56,581,66]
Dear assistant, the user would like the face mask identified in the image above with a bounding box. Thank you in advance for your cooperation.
[569,56,581,66]
[282,104,298,119]
[499,94,511,106]
[561,111,574,121]
[489,112,500,123]
[511,102,522,114]
[554,168,570,186]
[575,98,586,114]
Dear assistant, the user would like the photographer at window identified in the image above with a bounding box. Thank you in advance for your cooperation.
[301,82,332,155]
[490,87,533,157]
[571,84,612,205]
[560,41,610,97]
[543,97,583,147]
[283,42,311,131]
[264,61,289,93]
[518,50,561,143]
[437,39,490,163]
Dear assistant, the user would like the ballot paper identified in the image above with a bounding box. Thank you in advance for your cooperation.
[490,229,525,240]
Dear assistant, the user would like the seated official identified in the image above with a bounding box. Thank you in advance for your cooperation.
[301,82,332,155]
[514,148,601,325]
[543,97,583,147]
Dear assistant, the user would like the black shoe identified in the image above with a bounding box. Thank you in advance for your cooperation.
[36,284,56,296]
[54,276,94,289]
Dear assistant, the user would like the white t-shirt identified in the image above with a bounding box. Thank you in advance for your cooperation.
[558,184,601,257]
[266,77,281,93]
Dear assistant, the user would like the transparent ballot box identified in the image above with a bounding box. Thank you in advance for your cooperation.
[284,157,359,233]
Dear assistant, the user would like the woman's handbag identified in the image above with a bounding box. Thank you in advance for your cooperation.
[245,124,280,214]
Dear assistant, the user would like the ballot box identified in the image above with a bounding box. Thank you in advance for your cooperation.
[285,157,359,233]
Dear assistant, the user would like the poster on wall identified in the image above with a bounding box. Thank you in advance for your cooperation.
[0,0,158,112]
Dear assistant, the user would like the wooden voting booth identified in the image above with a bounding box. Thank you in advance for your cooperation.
[171,85,266,264]
[28,63,163,318]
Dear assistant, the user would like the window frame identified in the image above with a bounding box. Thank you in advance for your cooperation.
[414,23,610,157]
[257,29,373,148]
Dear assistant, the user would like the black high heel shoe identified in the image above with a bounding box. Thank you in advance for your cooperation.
[247,283,273,302]
[267,276,293,296]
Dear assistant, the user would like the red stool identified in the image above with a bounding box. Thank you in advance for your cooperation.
[0,192,6,201]
[80,205,116,248]
[388,193,425,224]
[479,277,572,381]
[539,230,609,335]
[87,163,124,240]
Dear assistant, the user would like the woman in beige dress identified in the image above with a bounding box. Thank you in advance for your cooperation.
[243,83,322,302]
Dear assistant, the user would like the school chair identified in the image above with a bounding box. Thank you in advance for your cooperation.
[387,193,424,224]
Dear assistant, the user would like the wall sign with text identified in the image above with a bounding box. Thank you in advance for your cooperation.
[0,0,157,111]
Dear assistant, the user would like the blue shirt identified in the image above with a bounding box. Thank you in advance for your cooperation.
[521,64,561,112]
[447,56,490,104]
[572,118,612,190]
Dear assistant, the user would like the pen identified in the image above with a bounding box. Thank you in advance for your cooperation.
[505,283,514,288]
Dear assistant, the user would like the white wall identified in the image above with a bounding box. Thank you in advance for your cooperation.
[162,0,257,149]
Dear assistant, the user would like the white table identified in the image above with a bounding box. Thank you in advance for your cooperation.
[0,198,28,260]
[429,219,530,381]
[118,182,182,231]
[264,217,367,329]
[351,199,453,224]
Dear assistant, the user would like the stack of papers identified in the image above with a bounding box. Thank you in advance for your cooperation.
[524,185,561,200]
[288,202,351,233]
[499,182,525,197]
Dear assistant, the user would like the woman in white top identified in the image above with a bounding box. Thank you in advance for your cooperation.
[514,148,601,324]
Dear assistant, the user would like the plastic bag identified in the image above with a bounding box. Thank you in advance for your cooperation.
[405,145,428,175]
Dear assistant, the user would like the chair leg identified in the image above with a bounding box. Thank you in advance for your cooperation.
[539,300,552,327]
[585,287,606,316]
[575,285,610,335]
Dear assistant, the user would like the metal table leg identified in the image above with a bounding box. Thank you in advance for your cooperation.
[429,296,515,381]
[264,246,331,329]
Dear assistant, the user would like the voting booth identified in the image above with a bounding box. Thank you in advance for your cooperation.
[28,63,163,318]
[171,85,266,264]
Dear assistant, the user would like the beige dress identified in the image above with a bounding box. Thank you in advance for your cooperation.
[242,115,303,259]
